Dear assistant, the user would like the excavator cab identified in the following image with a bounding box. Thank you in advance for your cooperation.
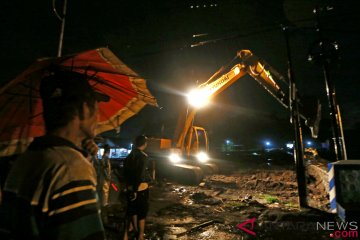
[184,126,209,162]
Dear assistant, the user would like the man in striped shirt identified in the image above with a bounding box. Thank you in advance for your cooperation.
[2,71,109,239]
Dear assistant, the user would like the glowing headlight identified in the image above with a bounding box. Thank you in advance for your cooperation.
[169,153,182,163]
[196,152,209,162]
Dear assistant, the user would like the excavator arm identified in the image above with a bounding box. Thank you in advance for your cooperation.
[176,50,320,154]
[239,50,321,137]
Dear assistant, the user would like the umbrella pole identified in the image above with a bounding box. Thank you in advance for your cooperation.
[53,0,68,57]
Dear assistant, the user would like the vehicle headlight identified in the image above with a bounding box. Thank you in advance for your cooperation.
[196,152,209,162]
[169,153,182,163]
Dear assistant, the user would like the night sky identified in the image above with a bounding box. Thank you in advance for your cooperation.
[1,0,359,157]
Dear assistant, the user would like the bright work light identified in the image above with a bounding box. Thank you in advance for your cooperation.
[187,88,211,108]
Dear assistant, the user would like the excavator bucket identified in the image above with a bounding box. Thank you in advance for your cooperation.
[301,96,322,138]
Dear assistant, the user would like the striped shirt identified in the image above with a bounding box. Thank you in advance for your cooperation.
[2,135,105,239]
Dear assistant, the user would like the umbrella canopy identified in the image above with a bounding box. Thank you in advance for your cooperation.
[0,47,158,156]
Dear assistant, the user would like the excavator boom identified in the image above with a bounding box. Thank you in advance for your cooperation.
[176,50,320,153]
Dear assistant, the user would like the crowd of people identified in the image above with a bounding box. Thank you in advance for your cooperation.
[0,70,152,240]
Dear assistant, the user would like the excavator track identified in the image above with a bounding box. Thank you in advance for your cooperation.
[155,160,204,185]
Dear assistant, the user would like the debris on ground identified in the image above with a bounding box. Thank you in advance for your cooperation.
[104,157,335,239]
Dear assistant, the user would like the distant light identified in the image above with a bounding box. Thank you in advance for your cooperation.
[97,148,105,158]
[190,5,193,8]
[307,141,312,146]
[210,4,213,7]
[204,5,206,7]
[226,140,231,144]
[196,5,199,8]
[265,141,271,146]
[214,4,218,6]
[286,143,294,149]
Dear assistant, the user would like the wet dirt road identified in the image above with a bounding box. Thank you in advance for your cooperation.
[105,157,336,240]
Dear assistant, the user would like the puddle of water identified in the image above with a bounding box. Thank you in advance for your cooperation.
[163,226,187,240]
[199,228,216,239]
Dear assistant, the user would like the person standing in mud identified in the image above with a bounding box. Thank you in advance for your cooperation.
[123,135,151,240]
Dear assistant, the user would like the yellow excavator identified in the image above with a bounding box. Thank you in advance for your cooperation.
[147,50,320,184]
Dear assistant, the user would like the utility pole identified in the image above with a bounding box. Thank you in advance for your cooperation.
[310,6,347,160]
[53,0,68,57]
[283,26,308,208]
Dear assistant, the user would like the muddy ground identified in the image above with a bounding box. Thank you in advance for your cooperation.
[104,156,337,240]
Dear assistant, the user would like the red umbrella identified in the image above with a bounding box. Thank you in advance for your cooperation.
[0,47,158,156]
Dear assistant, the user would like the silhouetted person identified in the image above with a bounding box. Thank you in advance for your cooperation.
[123,135,151,240]
[2,71,109,239]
